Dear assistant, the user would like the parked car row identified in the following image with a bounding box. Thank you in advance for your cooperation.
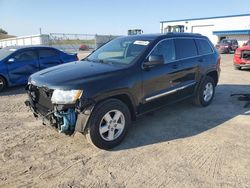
[214,38,250,70]
[215,39,238,54]
[0,46,78,91]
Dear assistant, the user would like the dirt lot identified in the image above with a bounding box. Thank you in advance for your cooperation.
[0,54,249,188]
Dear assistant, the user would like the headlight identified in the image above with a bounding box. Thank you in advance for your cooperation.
[51,89,83,104]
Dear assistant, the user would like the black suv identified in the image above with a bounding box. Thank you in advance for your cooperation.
[25,33,220,149]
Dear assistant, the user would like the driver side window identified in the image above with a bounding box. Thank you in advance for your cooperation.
[150,39,176,63]
[14,50,37,62]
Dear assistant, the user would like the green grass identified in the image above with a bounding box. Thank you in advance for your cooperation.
[0,34,15,40]
[49,39,95,45]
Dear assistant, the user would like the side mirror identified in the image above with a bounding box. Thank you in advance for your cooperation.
[143,55,164,68]
[7,58,15,63]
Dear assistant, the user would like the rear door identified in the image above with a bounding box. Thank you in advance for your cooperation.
[7,49,39,85]
[38,48,61,70]
[173,38,200,97]
[195,38,215,72]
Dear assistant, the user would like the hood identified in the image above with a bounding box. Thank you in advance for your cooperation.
[30,60,126,89]
[237,46,250,51]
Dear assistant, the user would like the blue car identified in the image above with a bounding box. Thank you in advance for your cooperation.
[0,46,78,91]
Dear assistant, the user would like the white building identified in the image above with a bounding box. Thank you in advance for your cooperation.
[160,14,250,45]
[0,34,50,48]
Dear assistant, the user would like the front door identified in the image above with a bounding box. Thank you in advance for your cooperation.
[7,49,39,85]
[140,38,198,113]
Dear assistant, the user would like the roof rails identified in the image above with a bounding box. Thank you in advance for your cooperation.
[166,32,202,36]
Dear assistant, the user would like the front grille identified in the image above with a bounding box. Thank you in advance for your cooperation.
[29,84,54,116]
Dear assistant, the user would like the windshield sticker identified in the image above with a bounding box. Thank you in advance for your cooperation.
[134,40,150,46]
[9,49,17,52]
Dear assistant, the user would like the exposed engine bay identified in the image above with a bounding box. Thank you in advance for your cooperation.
[242,50,250,60]
[25,84,93,134]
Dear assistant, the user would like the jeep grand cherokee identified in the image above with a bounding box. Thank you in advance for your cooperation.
[25,33,220,149]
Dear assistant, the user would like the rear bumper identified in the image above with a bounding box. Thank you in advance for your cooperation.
[234,58,250,68]
[234,64,250,68]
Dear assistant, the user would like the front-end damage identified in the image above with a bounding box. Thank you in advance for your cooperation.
[25,84,94,135]
[242,50,250,60]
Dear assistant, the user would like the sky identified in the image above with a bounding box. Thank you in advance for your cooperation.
[0,0,249,36]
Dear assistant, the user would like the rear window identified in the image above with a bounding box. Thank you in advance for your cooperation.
[220,39,232,44]
[175,38,197,59]
[39,49,58,58]
[195,39,213,55]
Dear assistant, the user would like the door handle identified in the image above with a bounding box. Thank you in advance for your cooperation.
[172,64,178,69]
[198,59,204,63]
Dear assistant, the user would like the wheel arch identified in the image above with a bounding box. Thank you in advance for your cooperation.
[206,71,218,86]
[75,93,137,134]
[111,94,137,121]
[0,74,8,87]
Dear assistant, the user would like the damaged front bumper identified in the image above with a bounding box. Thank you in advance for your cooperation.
[25,84,94,134]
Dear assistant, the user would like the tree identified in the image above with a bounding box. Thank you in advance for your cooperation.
[0,28,8,35]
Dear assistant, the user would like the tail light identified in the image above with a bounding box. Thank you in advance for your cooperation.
[235,49,242,57]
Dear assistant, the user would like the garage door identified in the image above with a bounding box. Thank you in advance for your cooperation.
[192,25,217,44]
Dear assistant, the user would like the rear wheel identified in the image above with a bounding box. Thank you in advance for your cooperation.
[85,99,131,149]
[234,66,241,70]
[194,76,215,107]
[0,76,7,92]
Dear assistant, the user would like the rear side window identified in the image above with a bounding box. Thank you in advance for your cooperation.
[39,49,58,58]
[195,39,213,55]
[175,38,197,59]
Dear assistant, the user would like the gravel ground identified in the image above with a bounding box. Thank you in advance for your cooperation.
[0,54,249,188]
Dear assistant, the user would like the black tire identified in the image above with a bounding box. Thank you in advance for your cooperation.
[0,76,7,92]
[194,76,215,107]
[234,66,241,70]
[85,98,131,150]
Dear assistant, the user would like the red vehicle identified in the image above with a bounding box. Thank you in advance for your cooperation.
[233,40,250,70]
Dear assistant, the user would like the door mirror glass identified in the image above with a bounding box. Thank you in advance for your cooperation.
[7,58,15,63]
[144,55,164,68]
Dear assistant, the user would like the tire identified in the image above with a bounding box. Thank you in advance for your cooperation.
[194,76,215,107]
[85,98,131,149]
[234,66,241,70]
[0,76,7,92]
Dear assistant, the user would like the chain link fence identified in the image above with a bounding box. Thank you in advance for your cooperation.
[48,33,119,53]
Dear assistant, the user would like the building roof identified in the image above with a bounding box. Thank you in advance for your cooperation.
[213,29,250,36]
[160,13,250,23]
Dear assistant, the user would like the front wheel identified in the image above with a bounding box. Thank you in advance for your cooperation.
[194,76,215,107]
[0,76,7,92]
[234,65,241,70]
[85,99,131,149]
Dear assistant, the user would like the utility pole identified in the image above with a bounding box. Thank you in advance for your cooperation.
[39,28,42,35]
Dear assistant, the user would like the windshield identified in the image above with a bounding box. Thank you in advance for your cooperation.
[220,40,232,44]
[86,37,152,65]
[0,48,14,61]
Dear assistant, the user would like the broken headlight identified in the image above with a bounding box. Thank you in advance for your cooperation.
[51,89,83,104]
